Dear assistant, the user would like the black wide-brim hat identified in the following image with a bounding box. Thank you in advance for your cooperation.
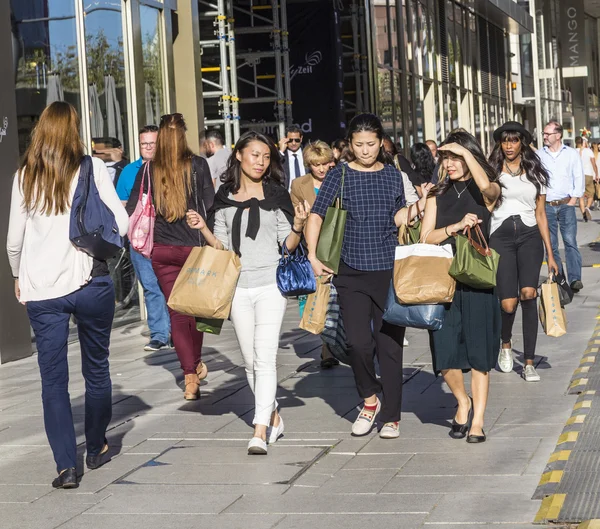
[493,121,533,144]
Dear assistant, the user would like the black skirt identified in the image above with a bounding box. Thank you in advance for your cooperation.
[431,283,501,373]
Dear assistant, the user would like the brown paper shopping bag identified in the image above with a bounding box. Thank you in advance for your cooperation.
[539,278,567,338]
[299,276,331,335]
[168,246,242,319]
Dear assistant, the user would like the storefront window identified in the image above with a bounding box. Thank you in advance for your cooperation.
[12,0,80,153]
[83,0,129,156]
[378,68,393,133]
[140,5,165,125]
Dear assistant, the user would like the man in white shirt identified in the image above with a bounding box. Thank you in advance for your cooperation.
[205,130,231,191]
[537,121,585,292]
[278,125,306,190]
[575,136,598,222]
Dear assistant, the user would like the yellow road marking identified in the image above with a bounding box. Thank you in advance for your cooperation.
[535,494,566,523]
[548,450,571,462]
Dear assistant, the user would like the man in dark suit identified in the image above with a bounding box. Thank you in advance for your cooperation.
[278,125,306,190]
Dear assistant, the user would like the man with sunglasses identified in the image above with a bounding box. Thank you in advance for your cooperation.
[537,120,585,292]
[116,125,171,352]
[279,125,306,190]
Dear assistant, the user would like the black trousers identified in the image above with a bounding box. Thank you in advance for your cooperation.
[334,261,405,423]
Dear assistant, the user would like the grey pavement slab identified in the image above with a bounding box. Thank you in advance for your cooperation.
[0,259,599,528]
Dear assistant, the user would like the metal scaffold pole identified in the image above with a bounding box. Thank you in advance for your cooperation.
[270,0,287,139]
[226,0,241,142]
[216,0,232,147]
[279,0,293,126]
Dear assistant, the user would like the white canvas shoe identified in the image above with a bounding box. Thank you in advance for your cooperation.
[247,437,268,455]
[379,422,400,439]
[523,365,541,382]
[497,346,513,373]
[352,399,381,436]
[268,416,284,444]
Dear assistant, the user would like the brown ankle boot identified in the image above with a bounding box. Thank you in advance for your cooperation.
[184,374,200,400]
[196,361,208,381]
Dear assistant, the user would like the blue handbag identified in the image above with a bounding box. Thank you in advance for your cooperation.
[276,242,317,297]
[70,156,123,260]
[383,282,446,331]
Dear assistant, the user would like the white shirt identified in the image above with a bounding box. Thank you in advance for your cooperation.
[283,148,306,186]
[7,157,129,302]
[578,147,596,176]
[490,172,545,235]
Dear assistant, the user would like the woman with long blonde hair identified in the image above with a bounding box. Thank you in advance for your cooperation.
[6,101,129,488]
[126,113,215,400]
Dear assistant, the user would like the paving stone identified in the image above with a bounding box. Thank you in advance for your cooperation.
[381,474,542,494]
[274,513,428,529]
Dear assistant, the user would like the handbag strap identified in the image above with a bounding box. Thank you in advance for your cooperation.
[466,225,491,257]
[138,162,151,201]
[191,160,205,246]
[333,163,346,208]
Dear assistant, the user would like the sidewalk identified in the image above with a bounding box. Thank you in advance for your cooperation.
[1,231,599,529]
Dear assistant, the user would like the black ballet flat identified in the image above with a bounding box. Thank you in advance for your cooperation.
[52,467,78,489]
[449,396,474,439]
[86,439,110,470]
[466,429,486,443]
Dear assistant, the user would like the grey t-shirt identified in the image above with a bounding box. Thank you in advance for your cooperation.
[214,203,291,288]
[208,148,232,191]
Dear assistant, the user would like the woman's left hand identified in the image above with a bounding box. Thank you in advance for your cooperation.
[293,200,311,231]
[438,143,468,158]
[547,256,560,277]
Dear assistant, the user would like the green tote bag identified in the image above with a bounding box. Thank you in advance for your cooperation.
[316,165,347,275]
[448,225,499,289]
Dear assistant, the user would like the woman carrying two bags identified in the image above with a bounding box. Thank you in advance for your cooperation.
[420,131,502,443]
[126,113,215,400]
[186,131,309,455]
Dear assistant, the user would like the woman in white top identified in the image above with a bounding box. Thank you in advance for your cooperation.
[575,136,598,222]
[488,122,558,382]
[6,102,129,488]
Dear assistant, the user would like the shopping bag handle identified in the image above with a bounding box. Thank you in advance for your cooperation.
[466,225,491,257]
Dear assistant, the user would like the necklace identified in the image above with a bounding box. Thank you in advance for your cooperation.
[453,179,472,199]
[504,158,523,177]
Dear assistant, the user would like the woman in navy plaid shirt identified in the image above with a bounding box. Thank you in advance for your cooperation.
[305,114,423,439]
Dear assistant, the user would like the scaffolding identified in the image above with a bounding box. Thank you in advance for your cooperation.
[340,0,370,118]
[198,0,292,144]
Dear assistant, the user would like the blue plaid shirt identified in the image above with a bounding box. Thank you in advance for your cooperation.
[312,163,405,271]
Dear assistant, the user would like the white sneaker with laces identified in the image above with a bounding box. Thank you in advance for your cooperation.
[267,416,284,444]
[523,364,541,382]
[352,399,381,436]
[497,346,513,373]
[247,437,268,455]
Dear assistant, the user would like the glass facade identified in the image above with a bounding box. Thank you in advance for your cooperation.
[371,0,514,154]
[11,0,173,327]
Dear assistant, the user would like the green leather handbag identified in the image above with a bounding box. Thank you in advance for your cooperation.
[448,225,499,289]
[316,165,347,274]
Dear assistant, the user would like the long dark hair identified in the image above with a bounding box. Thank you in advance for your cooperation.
[220,130,284,192]
[410,142,436,183]
[344,113,389,164]
[488,130,549,194]
[432,130,498,197]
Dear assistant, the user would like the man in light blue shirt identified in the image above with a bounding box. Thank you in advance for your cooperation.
[117,125,171,351]
[537,120,585,291]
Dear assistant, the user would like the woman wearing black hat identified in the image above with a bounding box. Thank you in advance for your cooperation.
[488,122,558,382]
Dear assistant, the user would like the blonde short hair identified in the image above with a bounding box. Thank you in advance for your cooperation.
[304,140,334,167]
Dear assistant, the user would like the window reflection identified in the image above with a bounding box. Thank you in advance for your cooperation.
[140,5,165,125]
[12,0,80,154]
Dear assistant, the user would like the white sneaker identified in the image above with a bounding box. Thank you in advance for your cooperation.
[379,422,400,439]
[247,437,268,455]
[497,347,513,373]
[352,399,381,436]
[267,416,284,444]
[523,365,541,382]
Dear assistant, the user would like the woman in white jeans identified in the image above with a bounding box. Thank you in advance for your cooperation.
[187,130,309,455]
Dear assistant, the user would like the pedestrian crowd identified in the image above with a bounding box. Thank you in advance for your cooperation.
[6,101,586,487]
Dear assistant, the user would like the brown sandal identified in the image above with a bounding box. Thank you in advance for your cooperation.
[196,361,208,381]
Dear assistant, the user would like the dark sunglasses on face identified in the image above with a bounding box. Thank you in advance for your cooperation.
[288,138,302,143]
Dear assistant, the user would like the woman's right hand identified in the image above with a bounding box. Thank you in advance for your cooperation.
[186,209,206,230]
[309,255,334,278]
[455,213,482,232]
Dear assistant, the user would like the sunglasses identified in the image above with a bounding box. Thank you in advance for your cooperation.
[288,138,302,143]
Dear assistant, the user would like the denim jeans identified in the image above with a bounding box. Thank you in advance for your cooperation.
[130,247,170,343]
[27,276,115,472]
[546,203,582,283]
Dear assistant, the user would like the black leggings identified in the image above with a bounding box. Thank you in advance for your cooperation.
[334,261,405,423]
[490,216,544,361]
